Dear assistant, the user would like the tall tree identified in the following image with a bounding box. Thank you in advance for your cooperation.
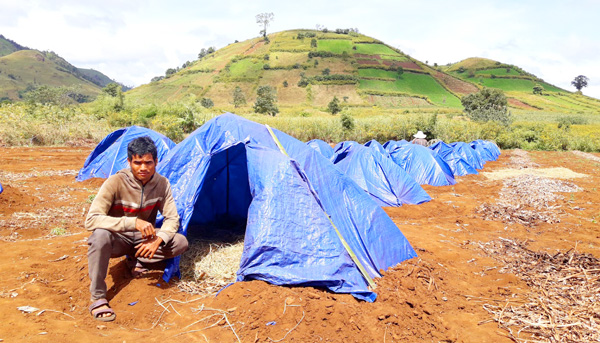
[253,85,278,116]
[571,75,589,92]
[256,12,274,38]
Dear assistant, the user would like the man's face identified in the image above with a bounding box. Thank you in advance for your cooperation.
[128,153,156,185]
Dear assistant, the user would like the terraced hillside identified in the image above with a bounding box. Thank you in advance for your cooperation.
[127,30,466,109]
[127,30,600,113]
[443,57,600,113]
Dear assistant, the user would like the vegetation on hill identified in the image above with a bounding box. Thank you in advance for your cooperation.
[0,36,127,102]
[1,29,599,154]
[0,34,30,57]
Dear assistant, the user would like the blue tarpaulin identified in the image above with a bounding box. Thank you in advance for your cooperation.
[383,140,409,153]
[472,140,500,161]
[157,113,417,301]
[388,144,456,186]
[306,139,334,159]
[331,143,431,207]
[451,142,485,170]
[77,126,175,181]
[0,182,3,195]
[470,141,494,162]
[429,141,478,176]
[364,140,390,158]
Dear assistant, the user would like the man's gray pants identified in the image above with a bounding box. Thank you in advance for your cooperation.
[87,229,188,301]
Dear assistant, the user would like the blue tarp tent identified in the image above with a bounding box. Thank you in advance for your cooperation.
[157,113,416,301]
[470,140,494,162]
[306,139,334,159]
[383,140,409,153]
[77,126,175,181]
[429,141,478,176]
[472,140,500,161]
[0,182,3,195]
[333,140,361,154]
[451,142,484,170]
[331,143,431,207]
[364,140,390,158]
[389,144,456,186]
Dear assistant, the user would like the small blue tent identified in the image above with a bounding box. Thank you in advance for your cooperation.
[306,139,334,159]
[331,143,431,207]
[389,144,456,186]
[472,140,500,161]
[384,140,409,153]
[429,141,478,176]
[77,126,175,181]
[470,140,494,162]
[364,140,390,158]
[157,113,416,301]
[333,140,361,154]
[452,142,484,170]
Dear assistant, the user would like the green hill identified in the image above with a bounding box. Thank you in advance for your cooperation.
[0,35,128,102]
[126,30,600,113]
[442,57,600,112]
[0,50,104,102]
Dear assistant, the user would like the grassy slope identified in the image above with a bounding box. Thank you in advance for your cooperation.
[442,57,598,113]
[0,50,101,100]
[0,36,25,57]
[126,31,599,113]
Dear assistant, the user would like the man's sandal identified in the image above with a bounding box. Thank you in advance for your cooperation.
[89,299,116,322]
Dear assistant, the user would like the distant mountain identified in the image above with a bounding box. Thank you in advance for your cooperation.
[0,35,129,102]
[126,29,600,113]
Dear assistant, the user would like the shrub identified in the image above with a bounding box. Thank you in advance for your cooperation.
[200,97,214,109]
[328,96,341,115]
[340,113,355,131]
[461,88,512,126]
[253,86,279,116]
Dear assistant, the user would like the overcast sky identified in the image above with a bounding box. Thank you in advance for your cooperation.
[1,0,599,99]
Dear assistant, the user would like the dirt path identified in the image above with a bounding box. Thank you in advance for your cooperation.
[1,147,599,342]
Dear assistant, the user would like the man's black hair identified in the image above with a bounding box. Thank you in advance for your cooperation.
[127,136,158,160]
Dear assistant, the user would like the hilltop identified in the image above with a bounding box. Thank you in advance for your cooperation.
[0,35,126,102]
[126,29,600,113]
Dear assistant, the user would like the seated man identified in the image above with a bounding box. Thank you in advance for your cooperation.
[411,130,428,146]
[86,136,188,322]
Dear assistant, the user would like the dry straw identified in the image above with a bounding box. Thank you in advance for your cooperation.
[479,238,600,342]
[177,237,245,295]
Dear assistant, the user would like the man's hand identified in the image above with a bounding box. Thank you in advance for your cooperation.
[135,218,155,239]
[135,236,163,259]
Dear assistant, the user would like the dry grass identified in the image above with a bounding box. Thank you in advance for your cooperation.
[177,238,244,295]
[479,238,600,342]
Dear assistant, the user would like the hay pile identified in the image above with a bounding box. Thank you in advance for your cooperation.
[479,238,600,342]
[477,174,581,227]
[177,238,245,295]
[508,149,539,169]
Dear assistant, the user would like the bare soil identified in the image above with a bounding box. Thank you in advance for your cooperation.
[1,147,599,342]
[433,71,479,96]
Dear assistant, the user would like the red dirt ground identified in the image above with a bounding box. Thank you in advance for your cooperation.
[1,147,599,342]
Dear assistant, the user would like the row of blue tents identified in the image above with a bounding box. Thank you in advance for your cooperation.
[306,137,499,207]
[76,113,500,301]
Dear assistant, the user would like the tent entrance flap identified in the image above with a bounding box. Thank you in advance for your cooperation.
[188,143,252,239]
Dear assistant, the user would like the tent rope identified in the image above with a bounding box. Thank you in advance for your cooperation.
[264,125,376,290]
